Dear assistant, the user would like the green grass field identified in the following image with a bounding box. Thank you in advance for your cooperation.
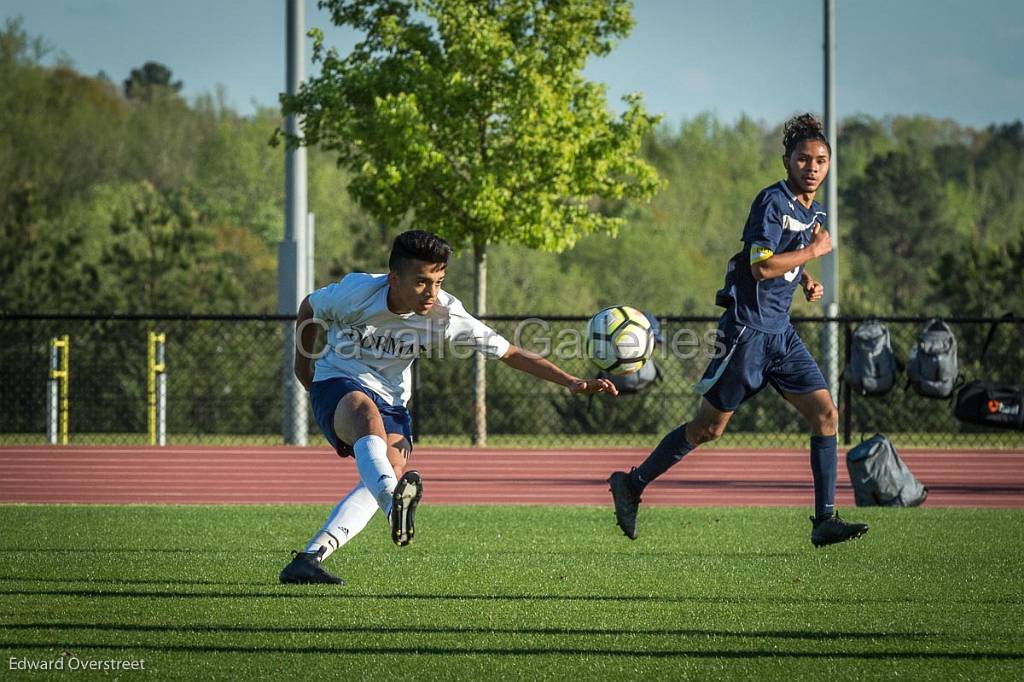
[2,505,1023,680]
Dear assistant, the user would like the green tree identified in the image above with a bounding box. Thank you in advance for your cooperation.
[0,19,127,219]
[970,122,1024,244]
[0,16,48,67]
[931,234,1024,317]
[842,148,953,314]
[192,103,285,244]
[279,0,661,443]
[836,116,896,185]
[123,61,183,101]
[46,181,245,313]
[279,0,661,291]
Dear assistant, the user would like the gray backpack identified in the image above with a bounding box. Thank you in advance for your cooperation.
[600,357,662,395]
[907,319,958,398]
[846,321,899,396]
[846,434,927,507]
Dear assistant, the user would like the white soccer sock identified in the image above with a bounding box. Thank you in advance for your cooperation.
[305,482,378,561]
[353,434,397,517]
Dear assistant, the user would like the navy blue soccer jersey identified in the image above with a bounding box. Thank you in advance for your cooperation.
[726,181,827,333]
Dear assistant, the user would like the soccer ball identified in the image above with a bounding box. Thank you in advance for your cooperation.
[586,305,655,375]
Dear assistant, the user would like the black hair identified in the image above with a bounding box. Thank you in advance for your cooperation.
[388,230,452,272]
[783,113,831,158]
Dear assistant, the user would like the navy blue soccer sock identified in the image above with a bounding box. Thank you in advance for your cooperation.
[627,423,696,494]
[810,434,838,520]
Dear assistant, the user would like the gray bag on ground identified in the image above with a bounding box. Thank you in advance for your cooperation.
[907,318,959,398]
[846,321,899,396]
[846,434,928,507]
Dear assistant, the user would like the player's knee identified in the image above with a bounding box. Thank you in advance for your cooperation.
[690,420,726,444]
[814,404,838,435]
[343,393,377,422]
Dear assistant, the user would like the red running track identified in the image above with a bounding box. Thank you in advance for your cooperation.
[1,446,1023,508]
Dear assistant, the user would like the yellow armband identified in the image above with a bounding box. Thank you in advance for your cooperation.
[750,246,774,264]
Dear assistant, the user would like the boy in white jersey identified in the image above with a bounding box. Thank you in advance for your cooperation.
[280,230,617,584]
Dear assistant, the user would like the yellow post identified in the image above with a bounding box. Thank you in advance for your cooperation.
[61,335,69,445]
[148,332,154,445]
[49,336,69,445]
[148,332,166,445]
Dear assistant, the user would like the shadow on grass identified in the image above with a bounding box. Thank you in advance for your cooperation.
[0,576,248,587]
[2,621,943,640]
[0,588,1021,607]
[421,550,804,559]
[0,548,281,556]
[0,640,1020,661]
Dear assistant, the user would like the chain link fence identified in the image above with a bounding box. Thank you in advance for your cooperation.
[2,314,1022,449]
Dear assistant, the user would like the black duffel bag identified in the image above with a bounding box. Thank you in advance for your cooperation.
[953,313,1024,431]
[954,380,1024,430]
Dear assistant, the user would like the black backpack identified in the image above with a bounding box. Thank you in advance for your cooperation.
[907,319,959,398]
[846,321,899,396]
[846,434,928,507]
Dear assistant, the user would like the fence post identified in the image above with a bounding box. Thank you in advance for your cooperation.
[472,243,487,447]
[412,359,420,444]
[842,322,853,445]
[48,335,69,445]
[306,212,315,293]
[823,305,841,407]
[279,0,309,447]
[149,332,167,446]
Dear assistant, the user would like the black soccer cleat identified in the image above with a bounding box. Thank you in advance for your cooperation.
[279,548,345,585]
[391,470,423,547]
[608,470,641,540]
[810,512,870,548]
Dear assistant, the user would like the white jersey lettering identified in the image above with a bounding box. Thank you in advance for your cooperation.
[308,273,510,406]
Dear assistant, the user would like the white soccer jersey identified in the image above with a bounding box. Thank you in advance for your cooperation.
[307,273,511,407]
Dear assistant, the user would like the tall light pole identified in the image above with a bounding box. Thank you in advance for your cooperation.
[279,0,308,445]
[822,0,841,405]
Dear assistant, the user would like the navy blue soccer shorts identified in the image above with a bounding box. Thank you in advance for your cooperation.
[695,316,828,413]
[309,376,413,457]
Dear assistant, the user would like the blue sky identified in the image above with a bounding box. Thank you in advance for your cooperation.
[6,0,1022,129]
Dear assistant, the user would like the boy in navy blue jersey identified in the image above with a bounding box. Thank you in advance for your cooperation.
[608,114,869,548]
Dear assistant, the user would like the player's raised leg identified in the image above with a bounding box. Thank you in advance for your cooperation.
[781,388,869,547]
[334,394,423,546]
[302,432,419,557]
[609,399,734,539]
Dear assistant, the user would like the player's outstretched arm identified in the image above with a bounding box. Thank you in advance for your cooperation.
[500,346,618,396]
